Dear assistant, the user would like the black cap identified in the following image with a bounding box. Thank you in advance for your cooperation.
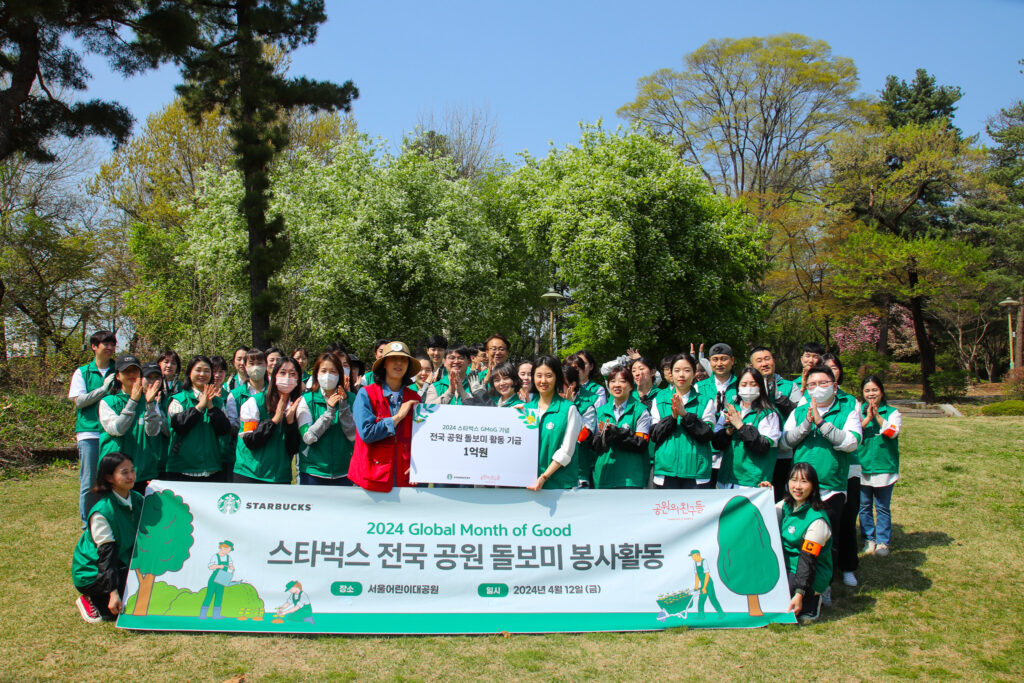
[141,362,162,378]
[708,343,734,358]
[115,354,142,372]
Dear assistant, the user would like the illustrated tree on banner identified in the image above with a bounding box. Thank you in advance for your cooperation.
[130,490,196,616]
[717,496,780,616]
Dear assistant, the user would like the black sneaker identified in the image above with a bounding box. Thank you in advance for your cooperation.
[799,594,822,624]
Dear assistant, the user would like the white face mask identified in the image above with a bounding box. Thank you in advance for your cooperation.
[809,385,835,404]
[318,372,339,391]
[276,376,298,393]
[247,365,266,382]
[738,386,760,403]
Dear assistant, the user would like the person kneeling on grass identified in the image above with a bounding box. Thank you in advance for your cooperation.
[72,452,143,623]
[777,462,833,624]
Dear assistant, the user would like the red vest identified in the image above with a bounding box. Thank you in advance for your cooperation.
[347,383,420,492]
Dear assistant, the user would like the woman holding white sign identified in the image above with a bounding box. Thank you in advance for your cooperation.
[524,356,583,491]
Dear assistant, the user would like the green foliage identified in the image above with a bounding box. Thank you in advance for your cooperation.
[880,68,962,131]
[0,393,74,466]
[840,348,891,383]
[716,496,779,596]
[509,125,766,358]
[980,400,1024,416]
[889,363,923,383]
[133,490,196,577]
[125,580,265,618]
[929,369,969,401]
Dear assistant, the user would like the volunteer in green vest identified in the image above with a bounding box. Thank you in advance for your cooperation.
[72,453,143,624]
[564,363,599,487]
[629,356,662,410]
[478,334,511,385]
[689,549,724,619]
[794,342,825,398]
[227,349,269,432]
[296,353,357,485]
[141,362,171,476]
[750,346,799,501]
[227,346,250,391]
[822,353,861,587]
[696,343,738,488]
[98,354,165,493]
[781,364,862,600]
[858,375,902,558]
[68,330,117,527]
[413,355,434,398]
[292,348,310,385]
[571,350,608,408]
[424,346,483,405]
[649,352,717,489]
[424,334,449,384]
[157,349,182,412]
[200,540,235,620]
[516,360,534,403]
[470,361,525,408]
[209,355,236,480]
[777,461,833,624]
[590,365,652,488]
[525,356,583,491]
[361,339,390,386]
[167,355,233,481]
[234,357,303,484]
[712,366,781,489]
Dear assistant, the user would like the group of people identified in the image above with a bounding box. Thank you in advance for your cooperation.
[69,331,902,626]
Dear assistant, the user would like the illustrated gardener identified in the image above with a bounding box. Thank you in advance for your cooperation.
[690,549,724,618]
[200,540,235,619]
[274,580,314,624]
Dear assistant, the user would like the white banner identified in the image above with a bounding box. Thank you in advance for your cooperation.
[410,404,539,487]
[116,483,797,634]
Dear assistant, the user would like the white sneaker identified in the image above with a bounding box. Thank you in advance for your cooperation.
[820,586,832,606]
[842,571,858,587]
[874,544,890,557]
[862,540,876,555]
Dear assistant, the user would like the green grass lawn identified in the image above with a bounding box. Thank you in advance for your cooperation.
[1,417,1022,681]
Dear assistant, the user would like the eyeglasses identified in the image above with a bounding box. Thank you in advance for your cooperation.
[804,380,833,389]
[487,346,508,353]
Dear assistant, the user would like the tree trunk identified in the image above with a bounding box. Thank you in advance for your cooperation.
[1016,281,1024,375]
[747,594,764,617]
[875,297,891,356]
[133,570,156,616]
[0,274,7,363]
[907,271,936,403]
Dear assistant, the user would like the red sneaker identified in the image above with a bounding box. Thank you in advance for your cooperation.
[76,595,102,624]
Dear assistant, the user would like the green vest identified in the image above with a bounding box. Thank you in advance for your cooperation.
[98,392,162,482]
[578,380,604,406]
[495,395,525,409]
[697,375,738,419]
[592,398,649,488]
[771,374,795,407]
[298,390,356,478]
[525,395,580,489]
[718,400,779,487]
[651,389,713,479]
[431,376,472,406]
[573,387,601,482]
[792,393,860,492]
[166,389,224,474]
[858,402,900,476]
[74,361,114,433]
[71,490,144,588]
[631,385,662,410]
[779,501,833,594]
[363,370,375,386]
[233,391,293,483]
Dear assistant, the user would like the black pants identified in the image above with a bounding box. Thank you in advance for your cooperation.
[787,571,821,620]
[655,476,708,489]
[823,492,846,580]
[772,458,793,503]
[75,567,128,620]
[838,476,860,572]
[163,471,221,482]
[132,480,150,495]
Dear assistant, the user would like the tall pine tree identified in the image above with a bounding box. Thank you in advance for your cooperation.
[177,0,357,346]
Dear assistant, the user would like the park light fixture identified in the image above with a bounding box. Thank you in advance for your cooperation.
[541,289,566,355]
[999,297,1020,370]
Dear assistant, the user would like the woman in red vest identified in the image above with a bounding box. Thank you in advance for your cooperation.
[348,342,421,492]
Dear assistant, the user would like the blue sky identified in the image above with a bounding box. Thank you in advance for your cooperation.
[84,0,1024,162]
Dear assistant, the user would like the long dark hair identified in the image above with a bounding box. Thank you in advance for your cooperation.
[784,462,826,511]
[735,366,775,414]
[92,452,134,495]
[532,355,564,399]
[861,374,888,405]
[181,355,214,392]
[267,357,304,414]
[310,353,341,393]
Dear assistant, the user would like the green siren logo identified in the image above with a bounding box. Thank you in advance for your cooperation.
[217,493,242,515]
[413,404,438,423]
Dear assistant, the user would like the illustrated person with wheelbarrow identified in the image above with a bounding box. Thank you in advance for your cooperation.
[200,540,234,619]
[690,549,724,619]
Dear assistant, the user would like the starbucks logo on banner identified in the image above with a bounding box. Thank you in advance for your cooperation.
[217,493,241,515]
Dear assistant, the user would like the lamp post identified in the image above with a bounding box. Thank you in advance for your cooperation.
[541,289,566,355]
[999,298,1020,370]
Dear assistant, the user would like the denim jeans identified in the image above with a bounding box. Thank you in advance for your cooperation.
[77,438,100,528]
[859,483,895,546]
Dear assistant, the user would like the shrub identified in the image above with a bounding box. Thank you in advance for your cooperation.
[1004,367,1024,401]
[0,392,75,469]
[929,369,969,401]
[888,362,922,383]
[840,348,890,383]
[980,400,1024,416]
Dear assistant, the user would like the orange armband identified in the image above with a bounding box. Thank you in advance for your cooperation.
[635,432,649,441]
[242,420,258,433]
[577,426,591,442]
[801,539,823,556]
